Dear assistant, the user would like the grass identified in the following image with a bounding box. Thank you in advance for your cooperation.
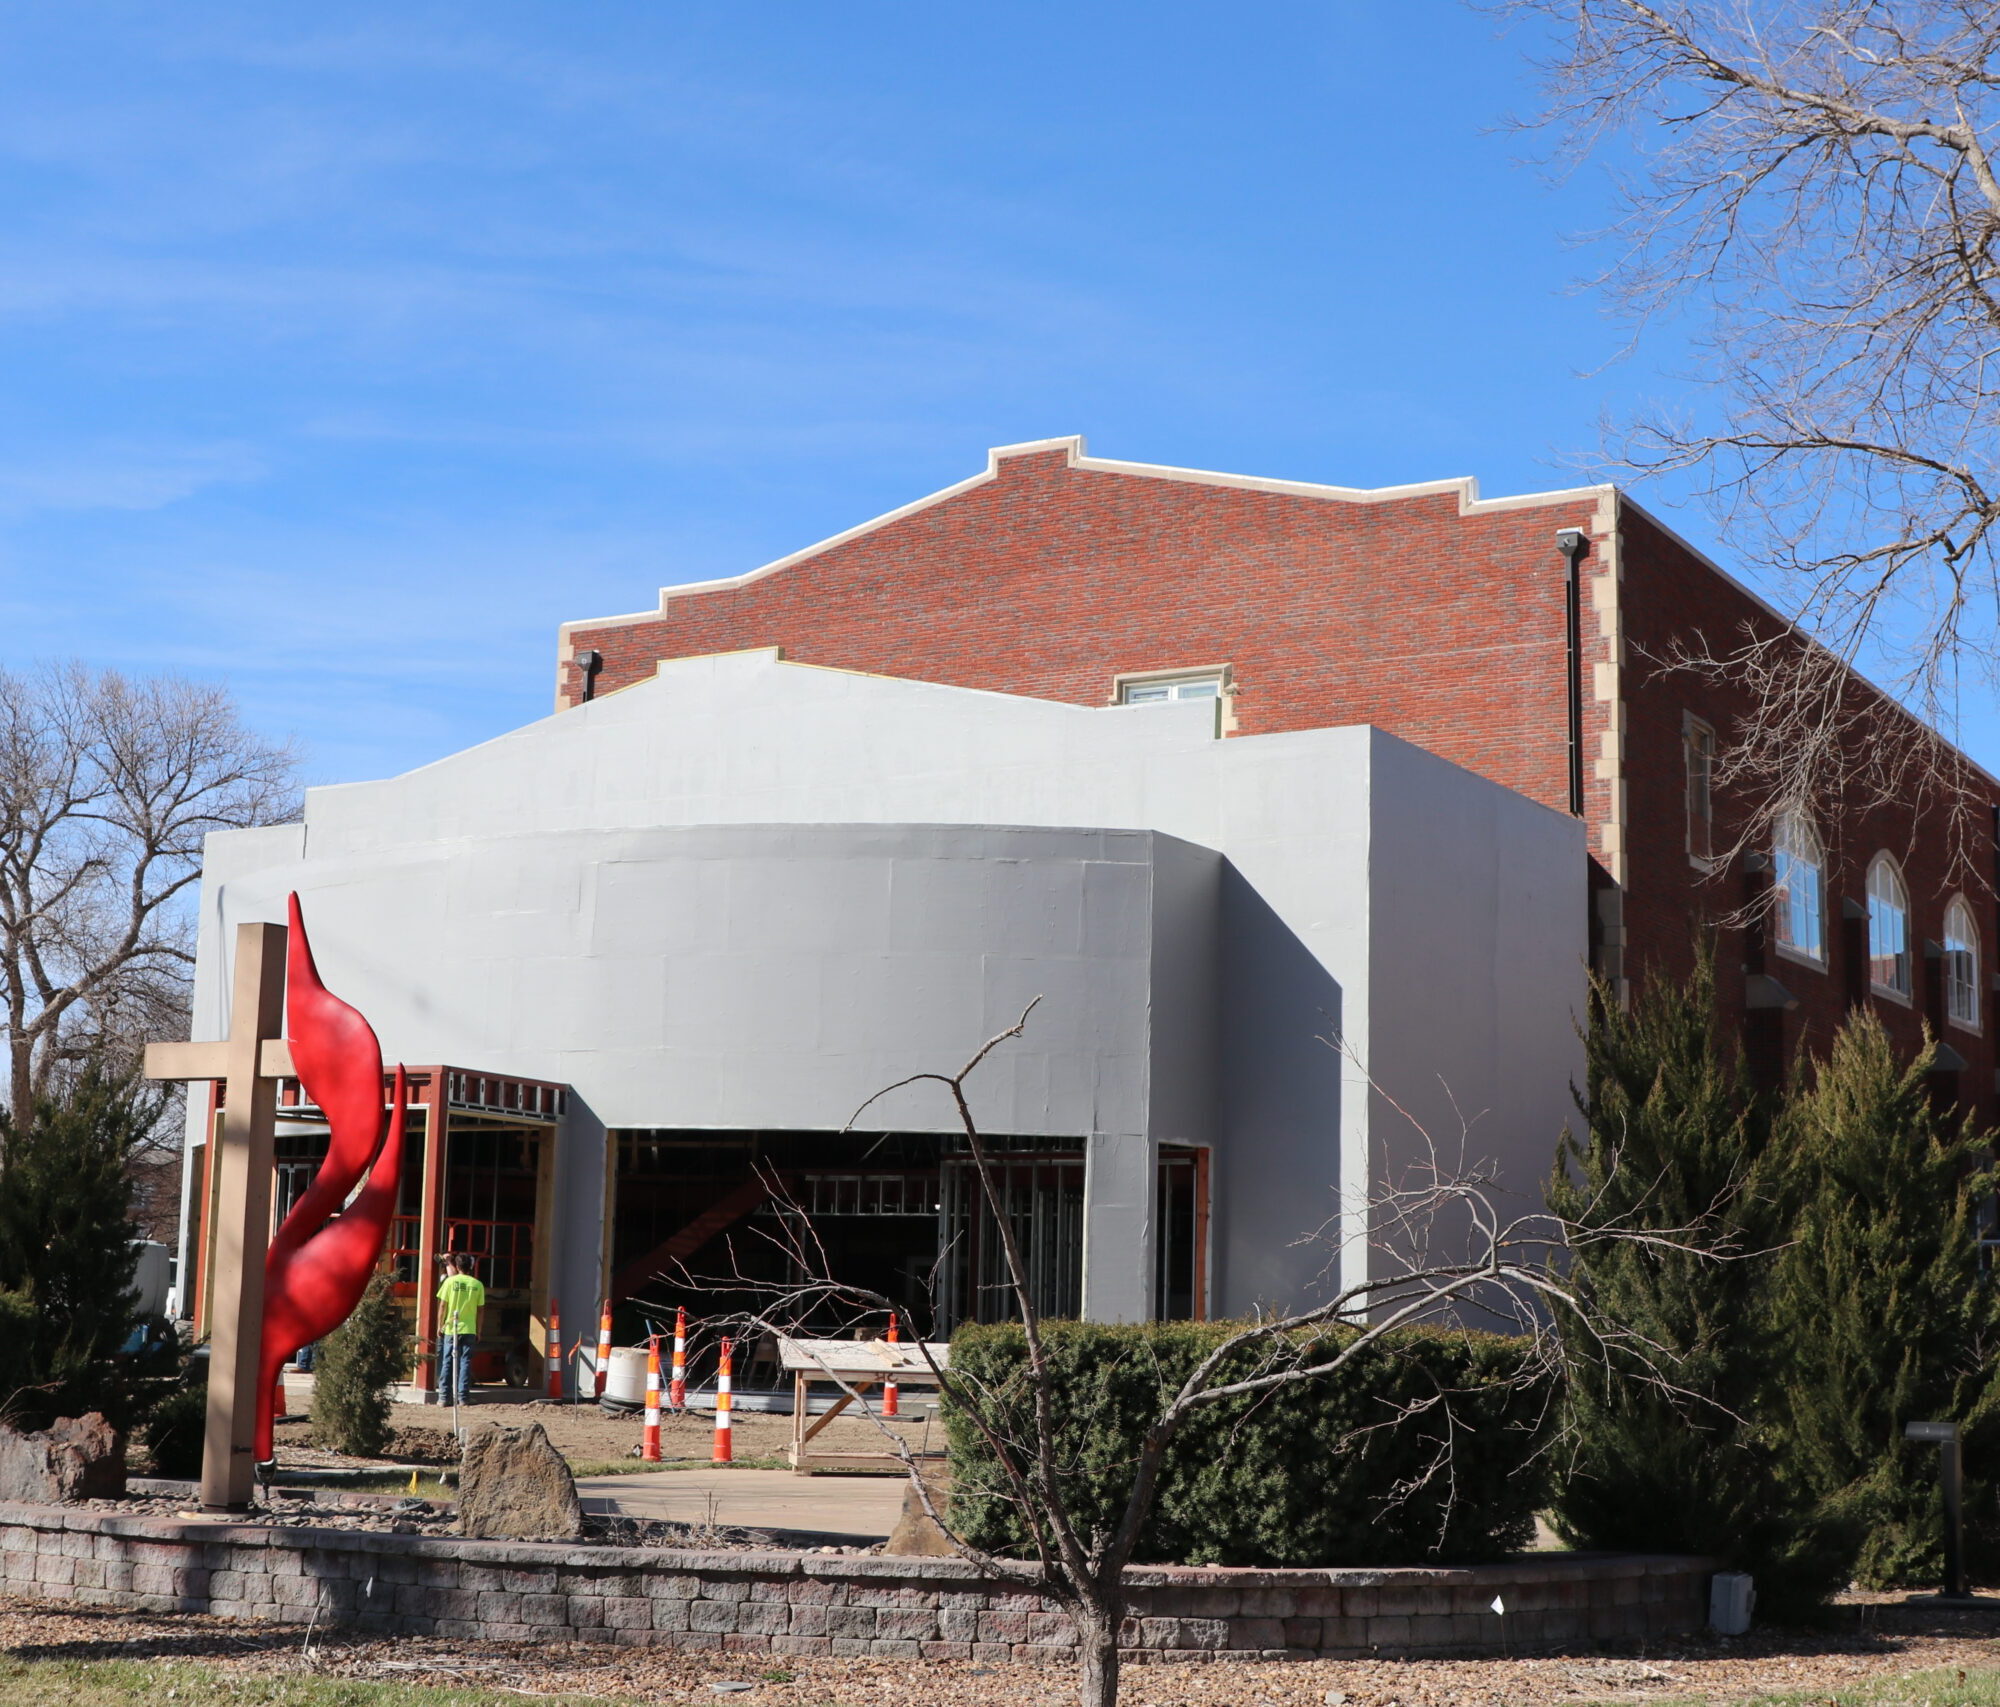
[1583,1670,2000,1707]
[0,1656,639,1706]
[9,1651,1995,1707]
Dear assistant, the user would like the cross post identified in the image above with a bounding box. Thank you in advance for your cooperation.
[144,921,294,1511]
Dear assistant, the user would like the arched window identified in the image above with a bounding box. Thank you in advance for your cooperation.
[1772,812,1825,962]
[1945,897,1981,1029]
[1866,855,1911,997]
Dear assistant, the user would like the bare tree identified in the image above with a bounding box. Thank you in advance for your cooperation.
[1495,0,2000,838]
[0,663,297,1133]
[669,1005,1722,1707]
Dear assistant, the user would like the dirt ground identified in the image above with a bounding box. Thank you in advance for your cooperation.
[269,1391,936,1472]
[5,1590,2000,1705]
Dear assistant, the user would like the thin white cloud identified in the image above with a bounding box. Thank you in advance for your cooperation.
[0,443,264,518]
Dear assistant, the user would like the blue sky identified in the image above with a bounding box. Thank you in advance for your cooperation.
[0,2,1841,785]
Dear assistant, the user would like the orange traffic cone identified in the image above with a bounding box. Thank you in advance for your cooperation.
[595,1301,612,1400]
[642,1337,662,1462]
[669,1306,688,1411]
[884,1311,900,1418]
[712,1336,733,1463]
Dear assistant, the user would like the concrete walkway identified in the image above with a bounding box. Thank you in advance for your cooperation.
[574,1468,907,1541]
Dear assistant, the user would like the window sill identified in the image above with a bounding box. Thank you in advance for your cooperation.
[1870,982,1914,1009]
[1948,1013,1983,1036]
[1772,942,1827,975]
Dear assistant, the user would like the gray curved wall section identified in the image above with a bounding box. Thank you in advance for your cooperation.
[210,821,1224,1326]
[215,821,1218,1143]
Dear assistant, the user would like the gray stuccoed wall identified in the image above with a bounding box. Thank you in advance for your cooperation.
[182,650,1587,1324]
[0,1504,1714,1660]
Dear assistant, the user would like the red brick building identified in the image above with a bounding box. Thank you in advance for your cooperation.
[557,435,2000,1113]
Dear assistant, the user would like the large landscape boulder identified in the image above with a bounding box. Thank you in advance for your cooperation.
[456,1422,585,1540]
[0,1412,126,1503]
[883,1462,955,1557]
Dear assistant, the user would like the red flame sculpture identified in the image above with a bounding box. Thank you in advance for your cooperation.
[254,894,408,1462]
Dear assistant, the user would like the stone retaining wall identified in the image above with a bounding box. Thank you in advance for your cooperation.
[0,1503,1715,1662]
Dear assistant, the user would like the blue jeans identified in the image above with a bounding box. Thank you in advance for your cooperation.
[439,1334,477,1406]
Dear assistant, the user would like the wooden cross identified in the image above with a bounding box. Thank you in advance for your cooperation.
[144,921,295,1511]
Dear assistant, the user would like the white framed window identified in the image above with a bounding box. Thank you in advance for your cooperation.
[1945,897,1981,1030]
[1866,854,1912,999]
[1117,671,1225,705]
[1772,812,1825,965]
[1684,715,1716,866]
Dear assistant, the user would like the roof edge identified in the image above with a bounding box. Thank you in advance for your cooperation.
[1615,492,2000,793]
[556,436,1615,634]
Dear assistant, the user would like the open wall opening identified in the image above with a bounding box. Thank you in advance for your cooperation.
[1156,1145,1209,1321]
[609,1131,1091,1363]
[191,1067,571,1398]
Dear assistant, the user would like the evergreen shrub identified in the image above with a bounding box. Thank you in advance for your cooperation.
[1552,953,2000,1610]
[1769,1014,2000,1589]
[945,1319,1553,1567]
[1547,955,1850,1616]
[310,1271,411,1457]
[0,1069,153,1430]
[143,1382,207,1479]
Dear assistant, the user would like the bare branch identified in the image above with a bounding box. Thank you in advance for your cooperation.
[1494,0,2000,811]
[0,663,298,1133]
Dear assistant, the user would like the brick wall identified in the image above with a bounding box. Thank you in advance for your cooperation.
[557,441,2000,1115]
[1,1504,1713,1660]
[560,445,1611,828]
[1619,506,2000,1109]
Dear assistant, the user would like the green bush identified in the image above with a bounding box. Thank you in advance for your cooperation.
[0,1068,153,1430]
[143,1383,207,1480]
[944,1319,1553,1567]
[1768,1014,2000,1590]
[1552,955,2000,1610]
[310,1272,411,1457]
[1547,955,1849,1617]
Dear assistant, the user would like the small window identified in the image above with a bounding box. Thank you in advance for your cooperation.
[1684,716,1716,865]
[1772,812,1825,963]
[1866,854,1911,998]
[1118,672,1224,705]
[1945,897,1981,1030]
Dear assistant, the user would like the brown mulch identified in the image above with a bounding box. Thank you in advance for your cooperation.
[3,1591,1999,1705]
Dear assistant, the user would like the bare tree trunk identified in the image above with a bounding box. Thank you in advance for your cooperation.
[8,1033,32,1136]
[1073,1594,1120,1707]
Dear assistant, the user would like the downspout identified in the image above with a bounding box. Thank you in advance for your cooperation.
[575,649,603,704]
[1557,529,1588,817]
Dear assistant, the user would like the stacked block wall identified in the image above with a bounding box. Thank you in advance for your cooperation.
[0,1504,1712,1660]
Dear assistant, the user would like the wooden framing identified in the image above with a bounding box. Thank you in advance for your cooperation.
[412,1095,449,1392]
[529,1128,556,1360]
[180,1064,570,1396]
[779,1337,948,1475]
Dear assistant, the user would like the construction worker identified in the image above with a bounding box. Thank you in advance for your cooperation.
[436,1252,485,1408]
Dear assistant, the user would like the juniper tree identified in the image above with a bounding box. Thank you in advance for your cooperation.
[1548,952,1849,1615]
[1770,1012,2000,1588]
[310,1270,412,1458]
[0,1067,153,1429]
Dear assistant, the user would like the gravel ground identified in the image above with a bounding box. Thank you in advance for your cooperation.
[66,1490,855,1555]
[267,1395,933,1472]
[4,1590,2000,1705]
